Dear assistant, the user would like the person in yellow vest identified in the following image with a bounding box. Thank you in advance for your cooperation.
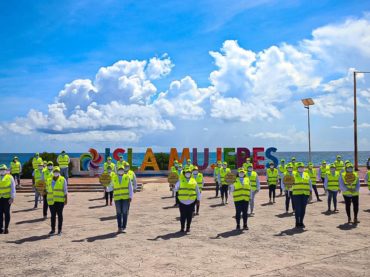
[218,161,231,205]
[32,163,45,209]
[174,166,201,233]
[46,166,68,236]
[334,155,344,173]
[124,162,137,192]
[305,162,322,202]
[39,161,54,219]
[229,168,251,230]
[242,157,252,171]
[112,165,133,233]
[291,157,297,171]
[10,156,22,189]
[324,164,340,212]
[292,162,312,228]
[186,159,194,171]
[245,163,260,215]
[104,157,115,172]
[278,159,286,196]
[116,155,125,170]
[104,165,114,206]
[57,150,70,182]
[366,167,370,191]
[213,160,222,198]
[32,153,43,185]
[281,163,295,213]
[170,160,179,198]
[318,160,329,193]
[0,165,16,234]
[192,166,204,215]
[266,161,279,203]
[173,163,184,207]
[339,163,360,224]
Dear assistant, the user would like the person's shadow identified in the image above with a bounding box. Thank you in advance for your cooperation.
[275,212,294,218]
[363,209,370,213]
[337,223,357,231]
[261,202,273,207]
[162,205,177,209]
[148,231,187,241]
[72,232,118,243]
[16,218,46,225]
[321,210,335,216]
[88,204,107,209]
[210,229,244,239]
[7,234,50,244]
[275,227,306,236]
[161,196,173,199]
[12,208,35,214]
[209,203,224,208]
[99,215,116,221]
[88,197,104,202]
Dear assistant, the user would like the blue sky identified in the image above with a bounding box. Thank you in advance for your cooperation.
[0,0,370,152]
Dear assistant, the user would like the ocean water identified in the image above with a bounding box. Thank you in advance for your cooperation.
[1,151,370,167]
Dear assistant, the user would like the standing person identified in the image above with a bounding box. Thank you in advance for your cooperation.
[339,163,360,224]
[32,163,45,209]
[170,160,179,197]
[246,163,260,215]
[219,162,231,205]
[104,157,115,173]
[192,166,204,215]
[291,157,297,171]
[124,162,137,192]
[46,167,68,236]
[174,166,201,233]
[116,155,125,170]
[281,163,295,213]
[104,166,114,206]
[0,165,16,234]
[32,153,43,185]
[186,159,194,171]
[57,151,70,182]
[213,161,222,198]
[306,162,322,202]
[173,163,183,207]
[292,162,312,228]
[324,164,340,212]
[242,157,252,171]
[10,156,22,189]
[366,164,370,191]
[112,165,133,233]
[334,155,344,173]
[278,159,287,196]
[266,162,279,203]
[40,162,54,219]
[229,168,251,230]
[318,160,329,193]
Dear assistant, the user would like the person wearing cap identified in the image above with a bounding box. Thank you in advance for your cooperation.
[291,157,297,171]
[31,153,43,185]
[32,162,45,209]
[104,165,114,206]
[10,156,22,189]
[46,166,68,236]
[57,151,70,182]
[334,155,344,173]
[324,164,340,212]
[0,165,16,234]
[229,168,251,230]
[173,163,184,207]
[292,162,312,228]
[339,163,360,224]
[305,162,321,202]
[170,160,179,198]
[266,161,279,203]
[186,159,194,171]
[192,166,204,215]
[112,165,133,233]
[173,166,201,232]
[213,161,222,198]
[278,159,287,196]
[38,161,54,219]
[218,161,231,205]
[124,162,137,191]
[318,161,329,193]
[116,155,125,170]
[281,163,295,213]
[245,163,260,215]
[242,157,252,171]
[104,157,115,173]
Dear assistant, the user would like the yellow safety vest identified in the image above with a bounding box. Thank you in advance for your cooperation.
[46,176,66,205]
[292,172,310,196]
[305,168,317,185]
[367,171,370,190]
[32,157,43,170]
[232,177,251,202]
[194,173,204,192]
[112,174,130,201]
[57,155,70,168]
[43,169,53,183]
[278,165,287,175]
[320,165,329,178]
[327,172,340,191]
[0,174,12,199]
[267,168,278,186]
[33,169,43,182]
[334,160,344,172]
[214,167,220,180]
[246,171,258,191]
[342,172,359,197]
[220,168,231,185]
[104,162,115,172]
[178,178,197,202]
[10,161,21,174]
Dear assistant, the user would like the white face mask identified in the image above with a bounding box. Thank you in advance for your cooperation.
[185,173,191,178]
[298,168,304,173]
[223,165,227,169]
[53,172,60,177]
[287,168,293,172]
[0,170,6,176]
[239,173,245,178]
[124,167,129,172]
[347,168,353,173]
[118,170,124,175]
[330,169,335,173]
[193,171,198,175]
[269,165,274,169]
[48,166,53,170]
[38,167,43,171]
[247,167,252,172]
[107,170,112,174]
[218,164,222,168]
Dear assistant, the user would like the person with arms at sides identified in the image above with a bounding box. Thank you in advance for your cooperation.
[124,162,137,192]
[245,163,260,215]
[219,162,231,205]
[305,162,322,202]
[104,165,114,206]
[324,164,340,212]
[0,165,16,234]
[32,163,44,209]
[213,161,222,198]
[192,166,204,216]
[281,163,295,214]
[318,160,329,194]
[278,159,286,196]
[10,156,22,189]
[266,162,279,204]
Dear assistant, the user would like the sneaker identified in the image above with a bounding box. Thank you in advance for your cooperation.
[225,201,228,205]
[317,199,322,202]
[185,228,190,233]
[301,224,306,228]
[236,225,241,230]
[327,209,331,212]
[4,229,9,234]
[57,231,62,236]
[243,225,249,230]
[195,212,199,216]
[117,228,122,233]
[354,219,360,224]
[334,209,339,212]
[348,218,352,224]
[180,229,185,233]
[49,230,55,236]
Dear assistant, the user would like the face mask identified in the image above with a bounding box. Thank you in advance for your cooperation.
[38,167,43,171]
[124,167,129,171]
[108,161,111,164]
[347,168,353,173]
[247,167,252,172]
[193,171,198,175]
[218,164,222,168]
[239,173,245,178]
[298,168,304,173]
[48,166,53,170]
[0,170,6,176]
[53,172,60,177]
[223,165,227,169]
[107,170,112,174]
[287,168,293,172]
[185,173,191,178]
[330,169,335,174]
[118,170,124,175]
[269,166,274,169]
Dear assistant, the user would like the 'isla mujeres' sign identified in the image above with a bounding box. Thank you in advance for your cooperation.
[80,147,278,171]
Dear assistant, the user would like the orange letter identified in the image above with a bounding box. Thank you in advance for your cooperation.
[168,148,190,169]
[140,148,159,171]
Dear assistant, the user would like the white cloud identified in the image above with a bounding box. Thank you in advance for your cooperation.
[332,123,370,129]
[145,55,174,80]
[45,130,139,142]
[251,130,306,144]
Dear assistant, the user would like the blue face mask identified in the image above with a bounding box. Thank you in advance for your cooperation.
[347,168,353,173]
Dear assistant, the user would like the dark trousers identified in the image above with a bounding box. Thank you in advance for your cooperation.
[179,202,195,230]
[269,185,276,201]
[285,191,294,212]
[43,195,48,217]
[293,195,309,225]
[321,178,326,191]
[105,191,113,205]
[234,200,249,226]
[50,202,64,232]
[221,185,228,200]
[343,196,359,220]
[215,181,220,197]
[278,178,283,194]
[12,174,20,186]
[0,198,11,231]
[327,190,338,210]
[175,192,180,205]
[312,185,320,200]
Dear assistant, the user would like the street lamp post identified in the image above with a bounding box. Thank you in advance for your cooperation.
[353,71,370,171]
[301,98,315,163]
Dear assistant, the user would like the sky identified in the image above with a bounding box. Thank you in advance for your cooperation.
[0,0,370,152]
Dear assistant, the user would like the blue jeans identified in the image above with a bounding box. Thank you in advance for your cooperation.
[115,199,130,229]
[327,190,338,210]
[292,195,309,225]
[60,167,69,180]
[34,188,40,207]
